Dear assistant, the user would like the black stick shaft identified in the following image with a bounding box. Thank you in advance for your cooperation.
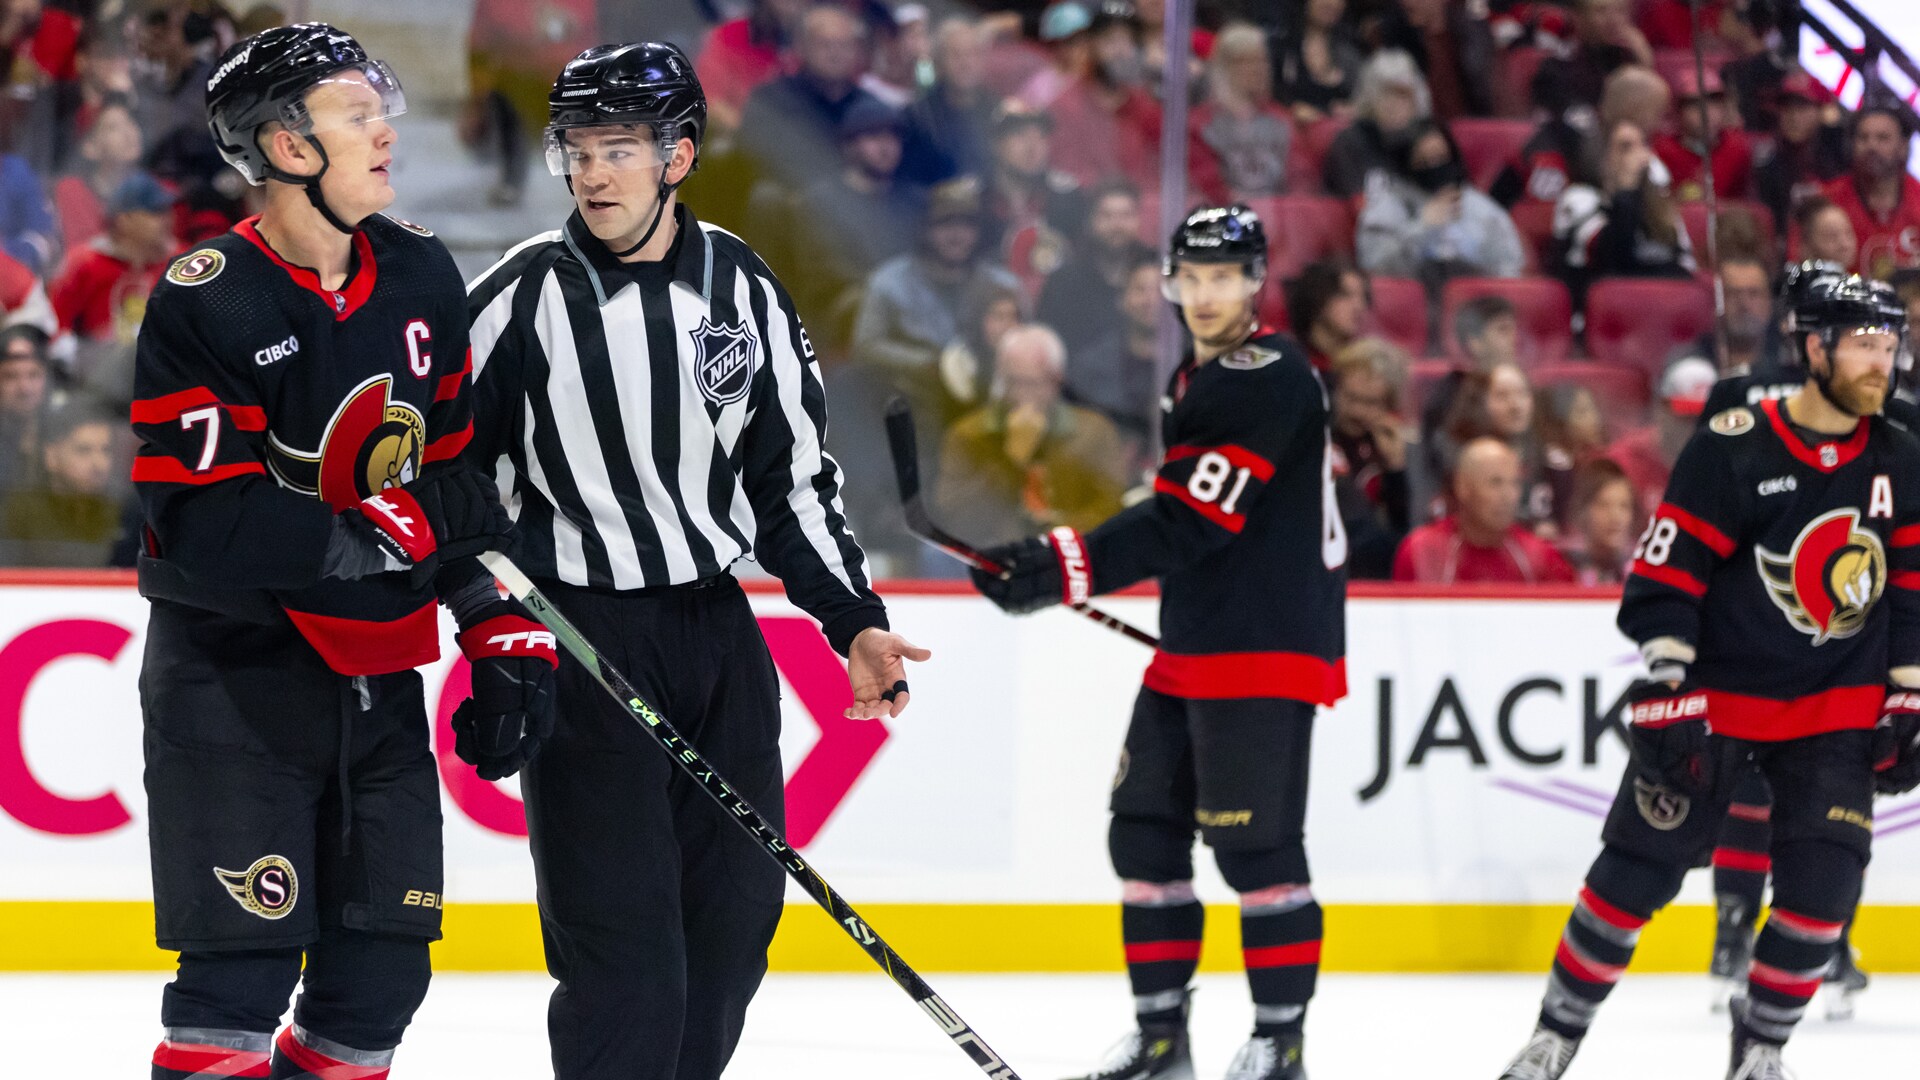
[477,552,1023,1080]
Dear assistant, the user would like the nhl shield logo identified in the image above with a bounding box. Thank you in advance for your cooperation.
[689,317,757,407]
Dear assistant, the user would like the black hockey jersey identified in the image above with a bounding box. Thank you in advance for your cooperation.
[1083,329,1347,705]
[1620,398,1920,741]
[131,214,475,675]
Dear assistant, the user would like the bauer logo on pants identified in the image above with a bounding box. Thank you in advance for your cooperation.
[214,855,299,919]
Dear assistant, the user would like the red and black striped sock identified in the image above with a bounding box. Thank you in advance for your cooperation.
[1711,798,1772,919]
[151,1027,272,1079]
[1538,884,1650,1040]
[1742,908,1844,1044]
[1121,880,1204,1026]
[1239,884,1321,1037]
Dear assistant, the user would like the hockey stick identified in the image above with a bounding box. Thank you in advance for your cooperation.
[882,397,1159,648]
[476,551,1023,1080]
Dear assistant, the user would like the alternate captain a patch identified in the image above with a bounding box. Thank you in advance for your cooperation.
[689,316,757,407]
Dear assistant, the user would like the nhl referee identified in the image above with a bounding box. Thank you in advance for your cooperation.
[464,42,929,1079]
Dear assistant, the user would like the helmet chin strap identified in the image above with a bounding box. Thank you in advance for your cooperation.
[605,173,684,259]
[263,133,358,235]
[1811,332,1868,417]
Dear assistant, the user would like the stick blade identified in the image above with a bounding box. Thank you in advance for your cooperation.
[883,396,921,505]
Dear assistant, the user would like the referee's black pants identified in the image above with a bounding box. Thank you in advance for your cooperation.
[520,576,785,1080]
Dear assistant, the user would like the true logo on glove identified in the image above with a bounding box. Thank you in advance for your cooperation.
[365,494,418,537]
[485,630,556,652]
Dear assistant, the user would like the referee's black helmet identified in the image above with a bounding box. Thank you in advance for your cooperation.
[546,42,708,175]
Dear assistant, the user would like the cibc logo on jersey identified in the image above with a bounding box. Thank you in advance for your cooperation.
[266,373,426,509]
[1756,508,1888,645]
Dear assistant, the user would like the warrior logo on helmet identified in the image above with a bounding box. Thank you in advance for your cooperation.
[1755,508,1888,645]
[267,374,425,509]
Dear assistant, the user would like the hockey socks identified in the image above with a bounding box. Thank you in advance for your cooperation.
[152,1028,272,1079]
[1539,884,1649,1039]
[1120,880,1204,1026]
[270,1025,394,1080]
[1712,789,1772,920]
[1741,909,1845,1043]
[1239,884,1321,1037]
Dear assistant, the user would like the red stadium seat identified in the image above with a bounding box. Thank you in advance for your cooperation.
[1451,118,1534,192]
[1440,276,1575,365]
[1288,117,1348,196]
[1584,278,1716,377]
[1533,361,1653,420]
[1493,47,1550,118]
[1245,195,1356,279]
[1679,199,1778,266]
[1652,49,1733,98]
[1509,200,1558,274]
[1368,276,1431,356]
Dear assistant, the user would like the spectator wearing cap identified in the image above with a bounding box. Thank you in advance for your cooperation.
[1270,0,1364,125]
[1795,196,1858,272]
[1358,120,1526,283]
[1188,22,1292,203]
[1554,117,1695,308]
[1022,1,1163,192]
[1393,437,1574,583]
[1286,257,1368,369]
[1036,178,1149,358]
[1019,1,1099,110]
[737,5,888,194]
[1372,0,1496,123]
[697,0,810,135]
[852,177,1023,417]
[1651,65,1755,203]
[910,17,995,182]
[1754,70,1848,233]
[1822,107,1920,281]
[0,324,52,501]
[1533,0,1653,115]
[0,403,126,567]
[982,99,1087,298]
[1558,456,1638,585]
[1607,353,1716,522]
[864,2,932,109]
[52,95,143,254]
[49,171,177,345]
[1323,49,1431,199]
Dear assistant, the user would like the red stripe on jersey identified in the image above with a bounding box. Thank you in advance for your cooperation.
[130,457,266,485]
[1125,940,1203,964]
[236,216,378,321]
[1704,684,1883,741]
[283,601,441,676]
[1747,960,1822,999]
[1164,443,1277,481]
[1892,570,1920,590]
[1243,941,1322,969]
[1628,560,1707,597]
[1891,524,1920,548]
[1656,502,1735,557]
[274,1028,390,1080]
[1554,938,1625,984]
[423,421,474,463]
[1143,650,1347,705]
[152,1041,270,1077]
[434,348,472,402]
[1711,848,1770,873]
[1760,398,1868,473]
[130,387,267,430]
[1154,477,1245,533]
[1577,886,1648,931]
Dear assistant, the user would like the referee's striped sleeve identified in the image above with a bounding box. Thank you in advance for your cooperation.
[741,262,887,654]
[464,232,557,488]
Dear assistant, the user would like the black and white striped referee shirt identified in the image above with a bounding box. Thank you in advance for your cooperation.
[464,204,888,654]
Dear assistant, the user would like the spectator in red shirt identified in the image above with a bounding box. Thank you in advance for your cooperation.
[49,172,176,345]
[1027,3,1163,191]
[1188,22,1292,202]
[1824,106,1920,281]
[1394,436,1574,583]
[52,95,142,255]
[696,0,809,135]
[0,0,82,168]
[0,246,52,335]
[1637,0,1736,52]
[1606,353,1714,522]
[1652,65,1754,203]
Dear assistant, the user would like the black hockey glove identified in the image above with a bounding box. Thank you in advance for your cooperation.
[1872,688,1920,795]
[453,605,558,781]
[969,527,1090,615]
[1624,678,1713,797]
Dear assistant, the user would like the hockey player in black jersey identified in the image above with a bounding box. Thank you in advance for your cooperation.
[1497,275,1920,1080]
[972,205,1346,1080]
[131,24,553,1080]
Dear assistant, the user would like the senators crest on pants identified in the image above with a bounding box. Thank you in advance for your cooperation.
[267,374,426,510]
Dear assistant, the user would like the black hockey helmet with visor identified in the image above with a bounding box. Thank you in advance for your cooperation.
[206,23,405,234]
[1796,274,1909,412]
[546,41,706,257]
[1162,204,1268,303]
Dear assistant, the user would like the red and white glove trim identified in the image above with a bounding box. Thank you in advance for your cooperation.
[1628,689,1708,729]
[458,614,559,668]
[1048,526,1091,607]
[358,489,437,565]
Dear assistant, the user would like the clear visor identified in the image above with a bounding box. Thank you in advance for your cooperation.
[288,62,406,136]
[1835,323,1912,372]
[543,125,671,177]
[1161,265,1265,305]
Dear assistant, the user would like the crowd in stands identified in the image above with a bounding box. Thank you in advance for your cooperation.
[6,0,1920,592]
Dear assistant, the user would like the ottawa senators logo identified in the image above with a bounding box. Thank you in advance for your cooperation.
[214,855,298,919]
[267,374,426,509]
[1755,508,1887,645]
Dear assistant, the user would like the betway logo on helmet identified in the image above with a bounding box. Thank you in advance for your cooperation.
[208,45,253,93]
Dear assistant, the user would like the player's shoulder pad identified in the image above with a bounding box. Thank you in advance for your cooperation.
[1707,406,1757,437]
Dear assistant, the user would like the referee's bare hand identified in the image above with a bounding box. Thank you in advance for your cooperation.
[845,628,932,720]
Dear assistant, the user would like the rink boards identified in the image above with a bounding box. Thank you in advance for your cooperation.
[3,574,1918,971]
